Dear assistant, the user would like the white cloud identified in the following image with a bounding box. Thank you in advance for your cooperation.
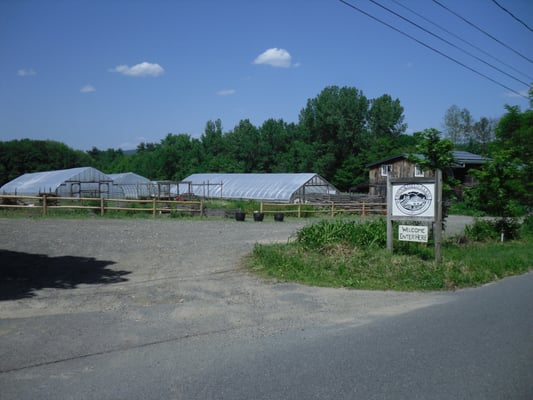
[17,68,36,77]
[80,85,96,93]
[110,61,164,77]
[253,48,292,68]
[216,89,236,96]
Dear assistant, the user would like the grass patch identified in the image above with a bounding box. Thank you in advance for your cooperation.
[246,218,533,291]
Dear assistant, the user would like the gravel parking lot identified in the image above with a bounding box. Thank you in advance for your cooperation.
[1,216,471,374]
[0,216,472,318]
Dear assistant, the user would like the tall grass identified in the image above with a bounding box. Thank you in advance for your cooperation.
[247,217,533,291]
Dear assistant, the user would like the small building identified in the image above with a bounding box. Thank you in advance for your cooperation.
[181,173,338,203]
[0,167,114,198]
[367,151,490,197]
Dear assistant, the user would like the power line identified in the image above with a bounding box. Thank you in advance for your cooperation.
[390,0,533,81]
[368,0,529,87]
[432,0,533,64]
[491,0,533,33]
[337,0,527,99]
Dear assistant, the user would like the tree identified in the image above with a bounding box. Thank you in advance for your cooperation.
[409,128,456,225]
[410,128,454,172]
[469,117,496,155]
[442,105,472,145]
[298,86,370,188]
[0,139,92,186]
[224,119,261,172]
[464,104,532,238]
[368,94,407,138]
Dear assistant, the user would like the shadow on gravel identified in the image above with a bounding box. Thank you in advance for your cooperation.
[0,250,130,301]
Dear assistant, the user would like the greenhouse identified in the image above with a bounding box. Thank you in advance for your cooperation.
[181,173,338,203]
[0,167,114,198]
[108,172,152,199]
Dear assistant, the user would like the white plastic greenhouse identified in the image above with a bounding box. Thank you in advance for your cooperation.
[108,172,152,199]
[181,173,338,203]
[0,167,114,198]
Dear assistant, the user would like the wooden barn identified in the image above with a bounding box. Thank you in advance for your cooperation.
[367,151,490,197]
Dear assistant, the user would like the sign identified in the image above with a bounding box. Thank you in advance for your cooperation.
[398,225,428,243]
[391,182,435,218]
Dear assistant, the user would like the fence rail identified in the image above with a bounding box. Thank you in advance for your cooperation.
[0,195,387,218]
[0,195,203,217]
[259,201,386,218]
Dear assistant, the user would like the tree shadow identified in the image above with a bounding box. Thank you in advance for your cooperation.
[0,250,130,301]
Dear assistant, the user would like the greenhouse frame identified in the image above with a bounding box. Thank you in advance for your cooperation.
[0,167,114,198]
[181,173,338,203]
[108,172,152,199]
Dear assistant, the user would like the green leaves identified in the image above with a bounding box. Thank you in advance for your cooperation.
[295,218,387,252]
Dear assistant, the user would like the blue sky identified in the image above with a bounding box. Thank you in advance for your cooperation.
[1,0,531,151]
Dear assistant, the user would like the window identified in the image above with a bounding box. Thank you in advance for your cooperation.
[381,164,392,177]
[414,165,424,177]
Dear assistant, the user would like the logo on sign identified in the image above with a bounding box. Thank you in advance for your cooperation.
[394,184,433,216]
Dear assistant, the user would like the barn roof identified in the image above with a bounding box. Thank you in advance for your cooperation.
[181,173,338,202]
[0,167,112,196]
[367,151,490,168]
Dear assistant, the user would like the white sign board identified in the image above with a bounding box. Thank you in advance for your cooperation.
[398,225,429,243]
[391,183,435,218]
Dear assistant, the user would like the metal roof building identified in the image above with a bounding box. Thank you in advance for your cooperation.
[181,173,338,203]
[0,167,113,197]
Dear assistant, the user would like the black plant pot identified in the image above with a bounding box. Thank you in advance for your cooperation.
[274,212,284,222]
[253,212,264,222]
[235,212,246,221]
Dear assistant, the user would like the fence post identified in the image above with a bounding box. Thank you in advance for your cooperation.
[298,203,301,219]
[100,197,105,216]
[260,201,263,213]
[331,202,334,217]
[42,195,47,216]
[362,202,366,216]
[153,198,156,217]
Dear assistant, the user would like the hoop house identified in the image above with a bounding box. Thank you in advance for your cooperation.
[182,173,338,203]
[108,172,152,199]
[0,167,113,198]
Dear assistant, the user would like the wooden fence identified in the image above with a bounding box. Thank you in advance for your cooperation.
[259,201,386,218]
[0,195,203,217]
[0,195,387,218]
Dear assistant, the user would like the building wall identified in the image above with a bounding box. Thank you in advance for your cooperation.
[368,159,434,197]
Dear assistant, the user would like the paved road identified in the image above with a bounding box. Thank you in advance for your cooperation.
[1,272,531,399]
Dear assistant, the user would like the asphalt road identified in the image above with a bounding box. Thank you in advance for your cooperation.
[1,274,532,399]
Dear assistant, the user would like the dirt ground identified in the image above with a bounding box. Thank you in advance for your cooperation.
[0,216,471,331]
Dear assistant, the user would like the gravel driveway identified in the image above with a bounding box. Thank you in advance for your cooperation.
[0,216,472,318]
[1,216,471,374]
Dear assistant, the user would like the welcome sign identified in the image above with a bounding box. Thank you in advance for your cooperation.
[391,182,436,218]
[386,173,443,263]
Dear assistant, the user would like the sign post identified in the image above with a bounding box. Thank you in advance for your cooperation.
[387,171,442,263]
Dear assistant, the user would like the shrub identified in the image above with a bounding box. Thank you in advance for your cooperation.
[295,218,386,251]
[464,219,499,242]
[463,217,522,242]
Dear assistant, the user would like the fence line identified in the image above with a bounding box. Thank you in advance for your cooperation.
[0,195,203,217]
[0,195,386,218]
[259,201,386,218]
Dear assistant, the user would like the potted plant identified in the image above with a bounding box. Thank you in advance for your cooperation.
[235,210,246,221]
[253,211,264,221]
[274,212,284,222]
